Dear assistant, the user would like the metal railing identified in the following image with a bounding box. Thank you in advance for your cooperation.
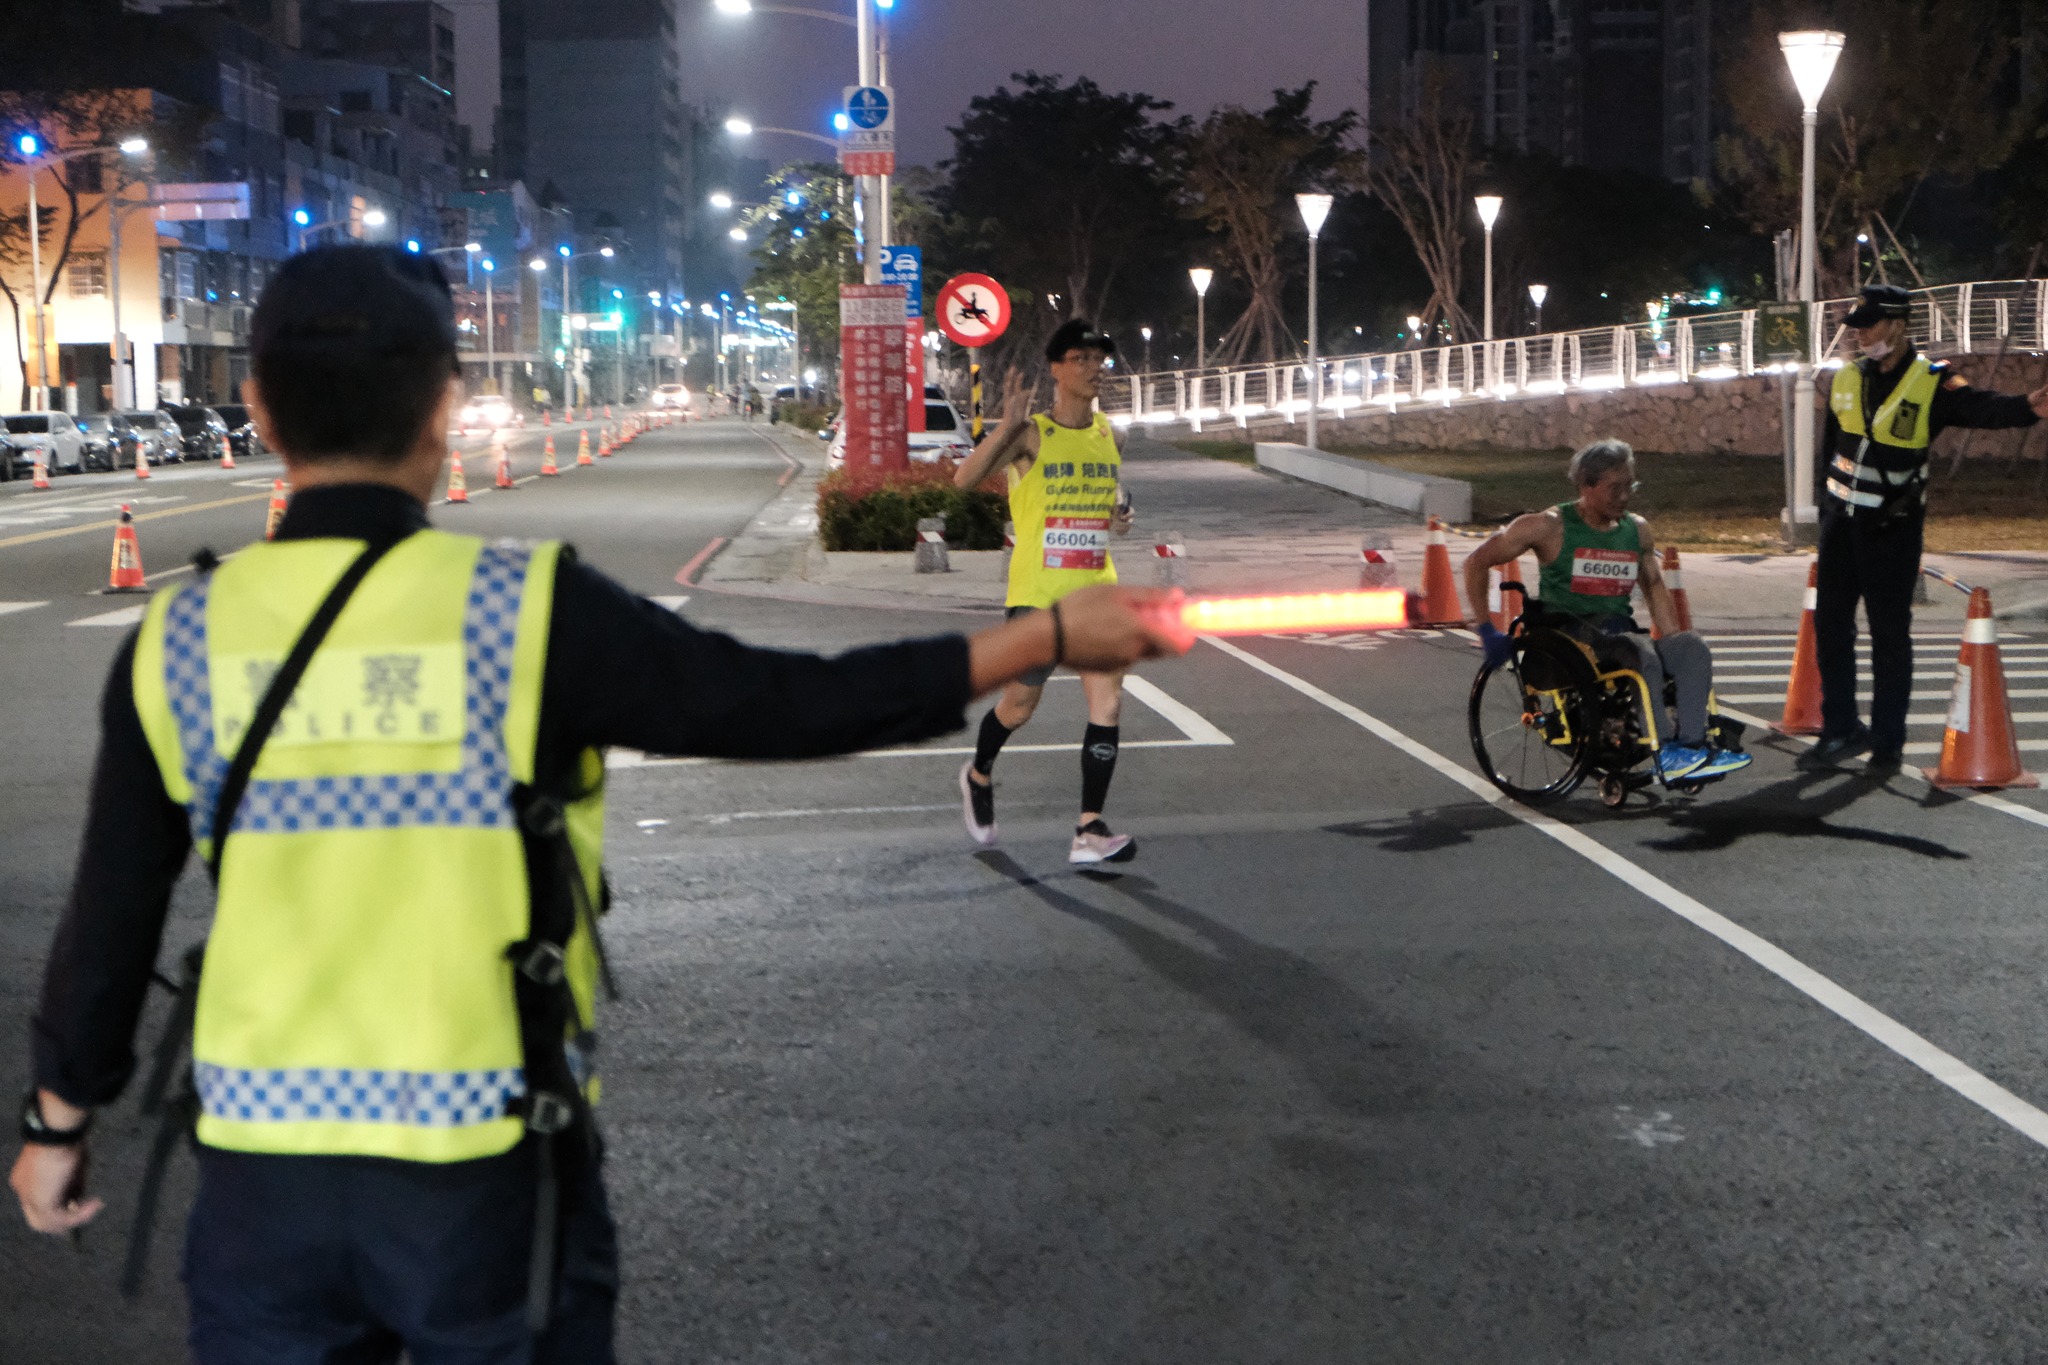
[1103,279,2048,434]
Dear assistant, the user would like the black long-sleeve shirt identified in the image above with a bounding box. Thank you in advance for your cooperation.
[33,484,973,1108]
[1820,345,2039,459]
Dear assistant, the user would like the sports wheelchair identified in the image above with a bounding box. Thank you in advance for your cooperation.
[1466,586,1745,808]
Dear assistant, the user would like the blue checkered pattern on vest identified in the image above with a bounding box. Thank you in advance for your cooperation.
[163,540,532,845]
[194,1062,525,1127]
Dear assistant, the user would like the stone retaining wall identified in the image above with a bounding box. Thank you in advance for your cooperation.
[1236,353,2048,460]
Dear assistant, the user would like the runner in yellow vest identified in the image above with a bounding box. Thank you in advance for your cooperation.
[952,319,1139,863]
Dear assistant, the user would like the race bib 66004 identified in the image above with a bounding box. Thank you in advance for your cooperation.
[1042,517,1110,570]
[1570,548,1638,597]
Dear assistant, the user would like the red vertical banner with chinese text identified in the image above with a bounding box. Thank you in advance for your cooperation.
[839,284,908,470]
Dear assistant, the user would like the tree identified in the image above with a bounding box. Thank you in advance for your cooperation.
[1713,0,2029,294]
[1178,84,1363,364]
[1359,70,1479,340]
[939,72,1185,359]
[742,163,860,390]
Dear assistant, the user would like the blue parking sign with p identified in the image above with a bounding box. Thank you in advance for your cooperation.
[879,245,922,319]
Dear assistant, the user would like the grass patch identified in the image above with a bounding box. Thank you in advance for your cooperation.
[1172,438,1256,465]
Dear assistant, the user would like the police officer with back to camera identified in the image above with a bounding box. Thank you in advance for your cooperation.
[1798,283,2048,775]
[8,245,1190,1362]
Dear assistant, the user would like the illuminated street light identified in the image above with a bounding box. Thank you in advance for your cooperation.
[1296,193,1334,450]
[1474,194,1503,340]
[709,191,735,209]
[1189,267,1213,370]
[529,257,548,272]
[1528,282,1549,333]
[1778,28,1845,542]
[729,227,747,242]
[725,117,753,136]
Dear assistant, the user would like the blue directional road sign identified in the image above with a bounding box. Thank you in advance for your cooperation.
[845,86,891,129]
[879,245,922,319]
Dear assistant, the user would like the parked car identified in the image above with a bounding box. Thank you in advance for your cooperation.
[1,412,86,474]
[78,414,120,472]
[650,382,694,412]
[211,403,264,461]
[456,393,523,433]
[165,404,231,461]
[119,409,182,464]
[825,398,973,466]
[0,432,26,481]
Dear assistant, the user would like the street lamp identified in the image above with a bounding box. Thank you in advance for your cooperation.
[1528,282,1549,334]
[723,117,840,150]
[728,226,747,242]
[708,191,735,210]
[293,206,386,252]
[1474,194,1503,341]
[1189,267,1213,370]
[1140,326,1152,373]
[10,134,152,408]
[479,257,499,396]
[1296,192,1332,450]
[1779,28,1844,541]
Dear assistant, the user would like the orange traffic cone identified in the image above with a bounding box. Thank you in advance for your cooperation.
[542,408,551,426]
[1417,516,1461,625]
[135,441,151,480]
[576,430,593,466]
[584,405,593,422]
[1651,545,1691,639]
[30,453,49,490]
[598,424,613,457]
[445,451,469,503]
[1491,555,1532,631]
[108,504,146,591]
[1774,563,1824,736]
[219,434,236,469]
[1924,588,2038,790]
[264,479,289,538]
[541,435,559,476]
[495,446,515,490]
[603,404,612,421]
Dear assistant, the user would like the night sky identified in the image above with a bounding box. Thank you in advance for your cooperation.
[454,0,1373,170]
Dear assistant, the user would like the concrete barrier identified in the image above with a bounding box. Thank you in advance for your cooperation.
[1254,442,1472,523]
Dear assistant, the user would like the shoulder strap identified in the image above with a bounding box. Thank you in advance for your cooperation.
[206,533,412,884]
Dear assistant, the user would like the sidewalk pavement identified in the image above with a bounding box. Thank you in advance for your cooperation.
[698,423,2048,630]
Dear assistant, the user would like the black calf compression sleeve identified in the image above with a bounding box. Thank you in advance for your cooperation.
[973,710,1014,776]
[1080,723,1120,815]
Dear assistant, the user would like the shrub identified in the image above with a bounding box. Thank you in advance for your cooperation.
[775,400,834,434]
[817,462,1009,551]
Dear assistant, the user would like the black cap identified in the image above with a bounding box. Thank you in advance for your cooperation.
[251,244,458,368]
[1045,318,1117,363]
[1844,284,1911,328]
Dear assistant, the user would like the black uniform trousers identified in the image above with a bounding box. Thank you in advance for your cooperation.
[183,1137,616,1365]
[1815,502,1924,756]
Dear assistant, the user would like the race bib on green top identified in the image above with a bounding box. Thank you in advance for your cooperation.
[1570,548,1637,597]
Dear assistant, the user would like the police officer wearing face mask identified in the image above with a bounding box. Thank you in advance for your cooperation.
[1799,284,2048,774]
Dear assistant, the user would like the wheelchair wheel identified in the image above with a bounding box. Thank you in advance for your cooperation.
[1468,632,1600,804]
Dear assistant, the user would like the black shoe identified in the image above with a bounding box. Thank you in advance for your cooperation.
[1864,748,1904,777]
[1797,729,1873,773]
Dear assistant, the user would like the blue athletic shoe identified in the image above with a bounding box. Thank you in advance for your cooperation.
[1690,747,1754,778]
[1656,743,1710,779]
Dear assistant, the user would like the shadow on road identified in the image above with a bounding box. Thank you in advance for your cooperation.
[1631,768,1968,859]
[1320,804,1519,853]
[971,851,1447,1127]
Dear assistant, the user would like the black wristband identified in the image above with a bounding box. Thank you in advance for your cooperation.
[20,1090,91,1147]
[1049,601,1066,667]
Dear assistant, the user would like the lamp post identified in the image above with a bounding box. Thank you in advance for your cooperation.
[1140,325,1152,374]
[1779,28,1845,543]
[1528,283,1548,334]
[12,134,150,409]
[1296,192,1333,451]
[554,244,612,410]
[1188,267,1213,370]
[293,206,386,253]
[479,257,497,396]
[1474,194,1503,341]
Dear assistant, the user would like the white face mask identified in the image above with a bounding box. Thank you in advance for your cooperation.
[1862,337,1894,361]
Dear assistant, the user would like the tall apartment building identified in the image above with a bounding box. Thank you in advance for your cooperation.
[496,0,687,299]
[1367,0,1720,186]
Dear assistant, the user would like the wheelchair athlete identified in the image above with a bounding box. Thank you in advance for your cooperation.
[1460,438,1751,783]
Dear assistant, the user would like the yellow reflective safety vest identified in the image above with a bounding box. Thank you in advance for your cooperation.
[130,530,604,1162]
[1825,354,1942,516]
[1005,412,1121,609]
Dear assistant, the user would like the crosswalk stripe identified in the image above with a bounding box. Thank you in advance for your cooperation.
[0,600,48,618]
[67,604,145,628]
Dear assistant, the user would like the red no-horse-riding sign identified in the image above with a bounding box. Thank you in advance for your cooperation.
[935,274,1011,348]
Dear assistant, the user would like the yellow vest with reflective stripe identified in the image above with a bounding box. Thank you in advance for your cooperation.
[130,530,604,1162]
[1826,356,1943,513]
[1004,412,1120,609]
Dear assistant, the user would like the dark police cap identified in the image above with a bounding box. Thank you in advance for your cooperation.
[1844,283,1911,328]
[252,244,458,365]
[1045,318,1116,363]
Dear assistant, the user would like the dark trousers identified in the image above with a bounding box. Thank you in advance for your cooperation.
[183,1138,617,1365]
[1815,507,1924,755]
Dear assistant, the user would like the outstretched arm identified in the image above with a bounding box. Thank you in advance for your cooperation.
[954,381,1037,490]
[1462,512,1553,628]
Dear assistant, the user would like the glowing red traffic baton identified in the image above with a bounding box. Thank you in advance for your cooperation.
[1177,589,1416,636]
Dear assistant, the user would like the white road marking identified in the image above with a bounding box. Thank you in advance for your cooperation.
[1615,1106,1685,1148]
[0,600,48,617]
[635,819,669,829]
[698,803,964,824]
[608,674,1232,769]
[0,492,185,530]
[649,595,690,612]
[67,604,145,628]
[1208,635,2048,1154]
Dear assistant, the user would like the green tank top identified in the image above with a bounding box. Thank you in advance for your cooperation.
[1538,502,1642,619]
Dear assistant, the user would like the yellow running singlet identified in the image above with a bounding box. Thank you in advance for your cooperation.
[1005,412,1121,609]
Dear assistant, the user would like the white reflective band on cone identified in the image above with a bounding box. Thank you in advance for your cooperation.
[1965,617,1998,645]
[1804,588,1818,610]
[1667,570,1685,590]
